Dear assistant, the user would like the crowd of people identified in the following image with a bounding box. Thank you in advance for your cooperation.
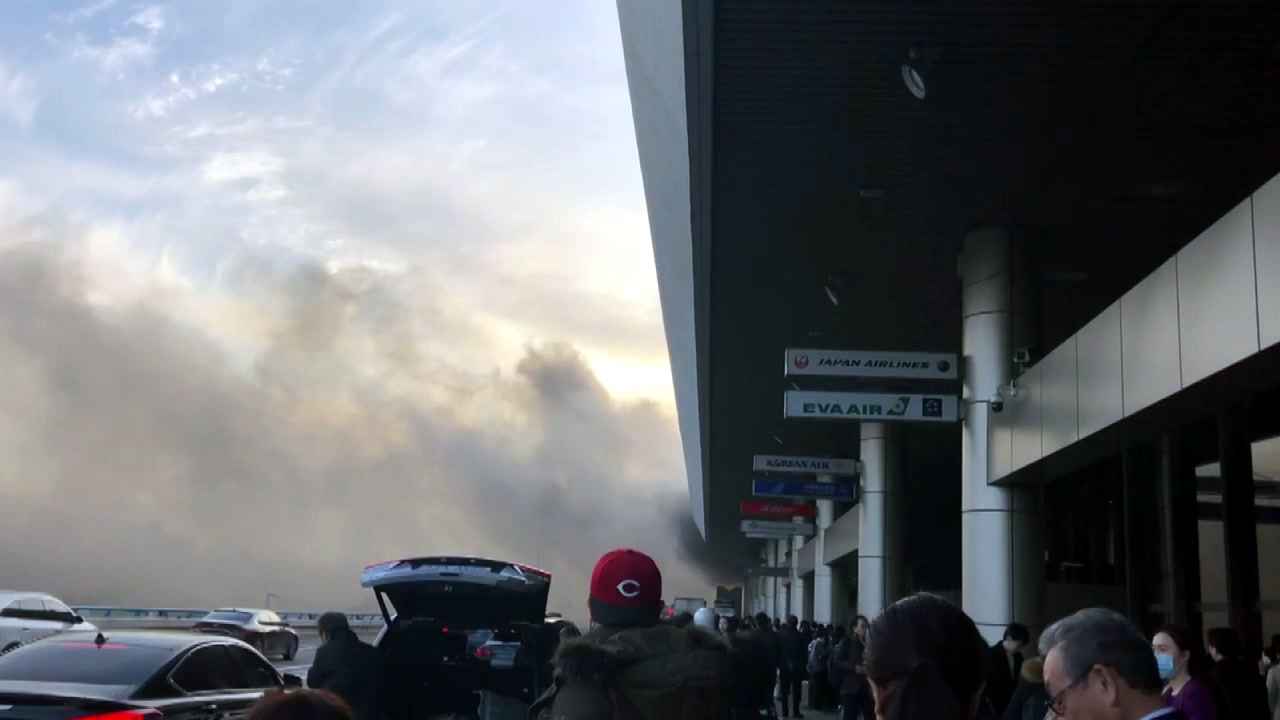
[258,548,1280,720]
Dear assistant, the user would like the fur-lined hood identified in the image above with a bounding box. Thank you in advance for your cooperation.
[1021,656,1045,685]
[553,622,729,685]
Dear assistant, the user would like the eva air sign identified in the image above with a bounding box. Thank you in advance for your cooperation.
[785,391,958,423]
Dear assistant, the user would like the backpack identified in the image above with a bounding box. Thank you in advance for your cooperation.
[807,639,829,675]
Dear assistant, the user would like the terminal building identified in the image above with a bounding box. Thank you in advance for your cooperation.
[616,0,1280,648]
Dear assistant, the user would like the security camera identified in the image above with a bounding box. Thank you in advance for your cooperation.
[1013,348,1032,365]
[991,398,1005,413]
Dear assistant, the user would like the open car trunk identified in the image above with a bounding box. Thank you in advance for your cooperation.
[361,557,552,720]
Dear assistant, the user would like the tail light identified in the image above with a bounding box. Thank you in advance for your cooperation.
[70,711,162,720]
[476,646,492,659]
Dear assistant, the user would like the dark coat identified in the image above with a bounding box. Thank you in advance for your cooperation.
[832,635,869,698]
[777,625,808,673]
[1212,657,1270,720]
[1002,657,1049,720]
[530,623,732,720]
[306,628,375,714]
[985,643,1025,716]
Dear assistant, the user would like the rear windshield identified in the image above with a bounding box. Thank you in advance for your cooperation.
[0,642,171,685]
[204,612,252,623]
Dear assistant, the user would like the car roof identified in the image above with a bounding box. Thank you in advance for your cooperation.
[211,608,268,613]
[51,630,228,651]
[0,591,55,603]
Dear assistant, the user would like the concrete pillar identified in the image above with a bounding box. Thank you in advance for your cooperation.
[776,538,789,619]
[764,540,778,619]
[959,227,1039,643]
[790,533,808,619]
[813,474,837,624]
[859,422,899,617]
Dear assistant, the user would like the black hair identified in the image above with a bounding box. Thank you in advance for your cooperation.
[1004,623,1031,645]
[672,611,694,628]
[864,593,988,720]
[1157,624,1210,678]
[247,690,353,720]
[755,612,772,628]
[788,615,800,627]
[723,615,741,633]
[1206,627,1244,659]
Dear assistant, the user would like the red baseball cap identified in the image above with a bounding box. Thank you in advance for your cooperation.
[588,548,663,626]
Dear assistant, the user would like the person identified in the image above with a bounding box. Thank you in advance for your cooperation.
[755,612,783,707]
[1000,656,1049,720]
[1207,627,1268,720]
[530,548,732,720]
[808,625,833,712]
[672,611,695,629]
[247,689,354,720]
[1265,652,1280,720]
[720,614,738,636]
[777,615,808,718]
[307,612,374,716]
[695,608,720,632]
[832,617,872,720]
[862,594,988,720]
[986,623,1031,716]
[1153,625,1217,720]
[726,619,781,719]
[1040,607,1181,720]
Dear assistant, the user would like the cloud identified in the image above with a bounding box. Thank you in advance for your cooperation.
[128,6,165,34]
[0,61,38,127]
[0,236,709,618]
[54,0,119,24]
[73,34,155,77]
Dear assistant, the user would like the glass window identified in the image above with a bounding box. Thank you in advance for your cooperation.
[42,599,72,615]
[258,611,281,625]
[203,611,253,625]
[0,641,171,686]
[17,598,43,612]
[225,645,280,688]
[171,646,248,693]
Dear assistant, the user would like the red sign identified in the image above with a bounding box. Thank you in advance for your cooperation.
[740,500,815,518]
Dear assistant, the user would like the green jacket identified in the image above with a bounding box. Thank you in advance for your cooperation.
[530,622,732,720]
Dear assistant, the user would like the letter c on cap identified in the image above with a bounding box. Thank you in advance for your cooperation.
[616,580,641,598]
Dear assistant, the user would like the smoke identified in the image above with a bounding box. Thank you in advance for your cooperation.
[0,238,710,622]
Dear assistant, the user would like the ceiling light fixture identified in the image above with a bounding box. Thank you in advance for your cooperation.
[859,186,887,199]
[902,46,938,100]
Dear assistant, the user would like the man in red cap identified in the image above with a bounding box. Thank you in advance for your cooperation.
[530,548,732,719]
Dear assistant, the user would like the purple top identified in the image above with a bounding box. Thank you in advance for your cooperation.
[1164,677,1218,720]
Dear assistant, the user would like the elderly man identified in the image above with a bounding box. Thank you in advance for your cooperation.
[1039,608,1182,720]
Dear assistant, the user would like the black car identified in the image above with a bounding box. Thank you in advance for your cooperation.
[193,610,299,660]
[361,556,555,720]
[0,630,302,720]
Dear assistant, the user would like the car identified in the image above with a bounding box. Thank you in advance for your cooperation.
[192,609,299,661]
[0,630,302,720]
[0,591,98,654]
[360,556,555,720]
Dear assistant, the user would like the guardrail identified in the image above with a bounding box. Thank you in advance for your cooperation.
[72,607,384,628]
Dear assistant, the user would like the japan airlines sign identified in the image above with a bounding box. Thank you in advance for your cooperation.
[740,500,816,518]
[752,454,859,475]
[785,391,959,423]
[740,519,816,537]
[786,348,958,380]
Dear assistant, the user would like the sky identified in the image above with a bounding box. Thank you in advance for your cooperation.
[0,0,711,619]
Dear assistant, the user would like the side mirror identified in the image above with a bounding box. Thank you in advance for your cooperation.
[282,673,303,688]
[72,615,86,625]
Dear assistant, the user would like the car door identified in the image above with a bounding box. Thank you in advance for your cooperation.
[0,601,23,649]
[167,644,269,720]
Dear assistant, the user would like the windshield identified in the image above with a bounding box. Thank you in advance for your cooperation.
[0,642,171,686]
[203,612,253,624]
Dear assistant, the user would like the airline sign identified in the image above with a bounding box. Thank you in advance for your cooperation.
[740,519,816,537]
[786,348,958,380]
[785,391,959,423]
[752,454,859,475]
[740,500,816,518]
[743,566,790,578]
[752,477,858,502]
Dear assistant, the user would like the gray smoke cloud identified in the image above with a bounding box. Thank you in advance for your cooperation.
[0,239,710,623]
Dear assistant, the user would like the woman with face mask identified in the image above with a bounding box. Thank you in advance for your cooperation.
[1153,625,1218,720]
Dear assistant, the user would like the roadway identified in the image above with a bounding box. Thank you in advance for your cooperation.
[270,630,379,679]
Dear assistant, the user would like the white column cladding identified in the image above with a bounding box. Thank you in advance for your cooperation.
[813,473,837,624]
[858,422,897,617]
[764,540,778,619]
[790,532,807,620]
[959,227,1040,643]
[775,538,789,620]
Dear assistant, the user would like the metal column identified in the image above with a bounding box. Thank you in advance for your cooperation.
[1220,407,1262,659]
